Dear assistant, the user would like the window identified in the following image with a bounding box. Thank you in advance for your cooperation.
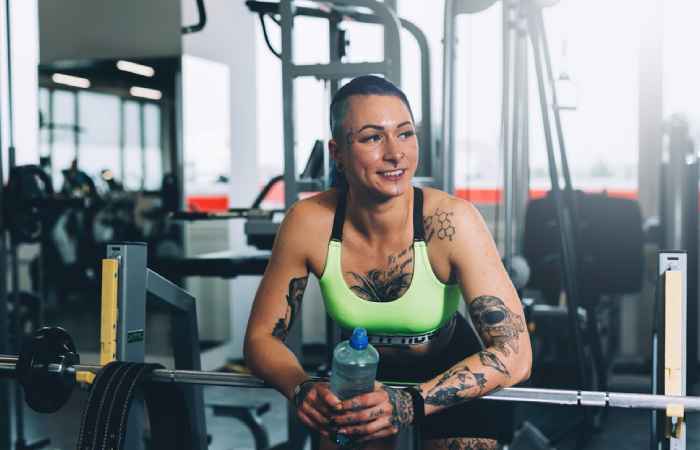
[530,1,641,193]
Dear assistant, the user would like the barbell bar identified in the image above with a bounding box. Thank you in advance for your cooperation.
[2,354,700,412]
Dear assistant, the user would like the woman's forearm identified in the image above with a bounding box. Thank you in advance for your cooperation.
[417,346,529,416]
[244,335,309,400]
[418,294,532,416]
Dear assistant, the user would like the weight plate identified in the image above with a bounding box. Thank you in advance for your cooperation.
[16,327,79,413]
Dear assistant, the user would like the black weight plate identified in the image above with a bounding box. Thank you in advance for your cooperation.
[16,327,79,413]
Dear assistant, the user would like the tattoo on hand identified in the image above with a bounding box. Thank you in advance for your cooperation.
[384,387,414,428]
[348,245,413,302]
[424,208,456,243]
[470,296,525,356]
[479,351,511,377]
[369,408,383,419]
[272,276,308,340]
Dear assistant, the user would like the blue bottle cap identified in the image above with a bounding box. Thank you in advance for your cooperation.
[350,328,368,350]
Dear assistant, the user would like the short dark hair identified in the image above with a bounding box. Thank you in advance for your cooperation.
[329,75,414,141]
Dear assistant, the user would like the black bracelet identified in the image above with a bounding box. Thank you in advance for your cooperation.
[404,387,425,424]
[292,380,314,408]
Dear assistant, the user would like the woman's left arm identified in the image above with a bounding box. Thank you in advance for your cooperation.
[418,198,532,417]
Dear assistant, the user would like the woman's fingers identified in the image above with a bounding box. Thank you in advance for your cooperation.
[337,416,396,437]
[356,425,401,442]
[297,408,328,435]
[333,405,386,426]
[316,384,343,411]
[338,390,386,412]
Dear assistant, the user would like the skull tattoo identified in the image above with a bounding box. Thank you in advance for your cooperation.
[470,296,525,357]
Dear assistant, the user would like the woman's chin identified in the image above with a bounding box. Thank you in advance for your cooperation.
[372,180,411,198]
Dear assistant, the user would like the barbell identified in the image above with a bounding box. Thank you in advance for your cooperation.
[4,327,700,415]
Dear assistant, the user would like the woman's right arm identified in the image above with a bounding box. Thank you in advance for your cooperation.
[244,203,312,399]
[243,202,340,432]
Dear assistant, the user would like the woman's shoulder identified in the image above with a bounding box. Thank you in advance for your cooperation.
[419,187,486,245]
[419,186,477,217]
[281,189,338,235]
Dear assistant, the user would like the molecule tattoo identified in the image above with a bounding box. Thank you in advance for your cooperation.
[424,208,456,242]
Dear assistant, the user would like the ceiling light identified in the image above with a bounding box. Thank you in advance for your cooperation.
[116,60,155,77]
[52,73,90,89]
[130,86,162,100]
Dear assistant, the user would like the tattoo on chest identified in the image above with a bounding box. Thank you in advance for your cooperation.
[423,208,456,243]
[347,245,413,302]
[272,276,308,341]
[470,296,525,357]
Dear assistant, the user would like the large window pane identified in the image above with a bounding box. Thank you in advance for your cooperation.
[663,1,700,132]
[530,0,641,192]
[51,90,78,189]
[144,103,163,190]
[78,92,121,183]
[454,5,503,192]
[124,100,143,190]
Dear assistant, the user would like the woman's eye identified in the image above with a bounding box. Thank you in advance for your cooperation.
[399,130,415,139]
[361,135,382,143]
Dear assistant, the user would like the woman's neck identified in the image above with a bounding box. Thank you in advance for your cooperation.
[344,187,413,246]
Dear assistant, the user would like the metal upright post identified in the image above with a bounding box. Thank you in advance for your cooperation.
[526,3,591,447]
[441,0,457,194]
[654,251,687,450]
[146,269,208,450]
[281,0,297,210]
[0,2,9,446]
[106,242,147,450]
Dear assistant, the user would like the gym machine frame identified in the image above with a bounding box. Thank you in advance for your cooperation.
[99,242,207,450]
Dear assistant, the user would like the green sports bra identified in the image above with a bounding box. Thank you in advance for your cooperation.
[319,187,461,336]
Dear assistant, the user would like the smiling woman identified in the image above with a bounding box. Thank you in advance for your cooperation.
[244,76,532,450]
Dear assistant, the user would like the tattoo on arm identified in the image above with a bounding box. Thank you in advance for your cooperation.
[470,295,525,357]
[479,351,511,377]
[425,364,488,407]
[384,387,414,428]
[423,208,456,243]
[272,276,308,340]
[347,245,413,302]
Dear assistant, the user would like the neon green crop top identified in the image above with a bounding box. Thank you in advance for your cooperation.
[319,188,461,335]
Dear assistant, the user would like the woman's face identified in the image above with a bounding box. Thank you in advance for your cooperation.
[331,95,418,199]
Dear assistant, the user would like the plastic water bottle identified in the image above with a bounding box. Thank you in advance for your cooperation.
[330,328,379,446]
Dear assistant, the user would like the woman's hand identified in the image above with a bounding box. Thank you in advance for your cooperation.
[293,381,342,436]
[330,383,415,442]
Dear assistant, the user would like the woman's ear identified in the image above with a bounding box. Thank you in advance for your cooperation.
[329,139,341,169]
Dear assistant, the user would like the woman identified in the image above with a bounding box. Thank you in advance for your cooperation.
[244,76,532,450]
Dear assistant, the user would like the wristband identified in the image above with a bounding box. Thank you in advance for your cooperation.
[292,380,313,408]
[404,386,425,424]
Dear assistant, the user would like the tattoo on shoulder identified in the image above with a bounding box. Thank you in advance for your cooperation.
[423,208,456,243]
[272,276,308,341]
[470,296,525,357]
